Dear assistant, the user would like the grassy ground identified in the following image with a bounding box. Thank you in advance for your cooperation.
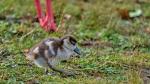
[0,0,150,84]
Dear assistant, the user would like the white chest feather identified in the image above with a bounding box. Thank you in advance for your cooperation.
[56,47,73,61]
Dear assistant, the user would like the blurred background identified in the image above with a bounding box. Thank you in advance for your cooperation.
[0,0,150,83]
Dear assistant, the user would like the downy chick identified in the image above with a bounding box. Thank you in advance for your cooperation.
[24,35,81,76]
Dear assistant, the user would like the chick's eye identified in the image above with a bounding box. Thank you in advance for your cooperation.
[69,37,77,45]
[70,41,76,45]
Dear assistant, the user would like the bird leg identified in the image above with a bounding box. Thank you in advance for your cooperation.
[45,68,49,75]
[47,63,75,76]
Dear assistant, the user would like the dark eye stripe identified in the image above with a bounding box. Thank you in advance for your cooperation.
[70,41,76,45]
[69,37,77,45]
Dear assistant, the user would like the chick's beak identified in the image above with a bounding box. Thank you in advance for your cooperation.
[74,47,81,55]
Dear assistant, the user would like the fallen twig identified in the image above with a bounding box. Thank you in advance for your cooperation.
[20,29,35,41]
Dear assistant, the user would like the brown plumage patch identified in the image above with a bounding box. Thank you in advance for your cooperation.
[51,39,63,54]
[32,53,39,59]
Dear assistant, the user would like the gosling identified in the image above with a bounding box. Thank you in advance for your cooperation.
[24,35,81,76]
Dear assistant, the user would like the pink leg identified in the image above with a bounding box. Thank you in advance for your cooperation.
[34,0,46,27]
[46,0,56,31]
[34,0,57,32]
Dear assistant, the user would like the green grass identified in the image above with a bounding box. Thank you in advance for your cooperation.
[0,0,150,83]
